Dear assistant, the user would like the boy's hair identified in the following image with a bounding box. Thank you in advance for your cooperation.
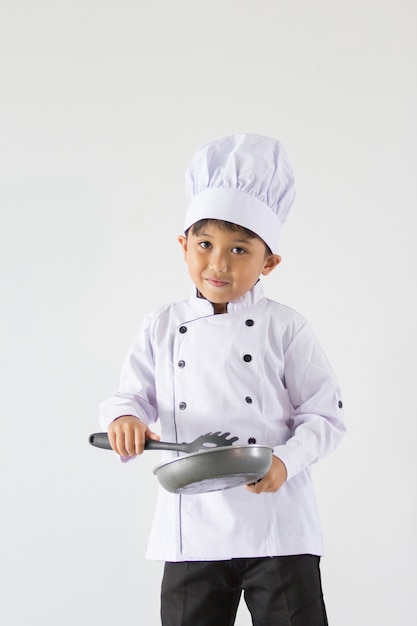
[186,219,273,256]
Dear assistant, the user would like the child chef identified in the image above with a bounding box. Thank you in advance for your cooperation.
[99,133,346,625]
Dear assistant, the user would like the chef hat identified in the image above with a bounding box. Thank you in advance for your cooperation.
[184,133,295,253]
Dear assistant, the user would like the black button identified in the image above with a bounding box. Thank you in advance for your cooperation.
[179,402,187,410]
[243,354,252,362]
[179,326,187,334]
[178,360,185,368]
[248,437,256,444]
[245,319,254,326]
[338,400,343,409]
[245,396,253,404]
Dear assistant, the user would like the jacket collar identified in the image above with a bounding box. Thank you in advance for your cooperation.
[189,280,265,315]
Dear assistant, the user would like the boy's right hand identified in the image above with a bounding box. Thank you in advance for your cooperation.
[107,415,160,458]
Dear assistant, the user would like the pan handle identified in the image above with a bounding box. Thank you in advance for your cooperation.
[89,432,113,449]
[89,432,188,452]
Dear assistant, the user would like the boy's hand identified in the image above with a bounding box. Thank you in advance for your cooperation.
[108,415,160,458]
[245,455,287,495]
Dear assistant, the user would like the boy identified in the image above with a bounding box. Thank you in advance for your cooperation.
[99,134,346,625]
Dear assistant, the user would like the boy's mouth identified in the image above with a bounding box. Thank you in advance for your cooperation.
[205,277,230,288]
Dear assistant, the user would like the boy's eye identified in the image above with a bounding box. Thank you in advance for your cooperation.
[199,241,212,249]
[232,247,246,255]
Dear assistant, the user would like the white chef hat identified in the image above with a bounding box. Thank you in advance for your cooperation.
[184,133,295,253]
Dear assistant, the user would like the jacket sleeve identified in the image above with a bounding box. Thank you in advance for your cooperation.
[98,314,158,431]
[274,322,346,480]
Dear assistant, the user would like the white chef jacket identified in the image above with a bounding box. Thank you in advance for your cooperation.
[99,281,345,561]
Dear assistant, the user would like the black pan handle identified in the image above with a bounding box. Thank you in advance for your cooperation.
[89,432,113,450]
[89,432,181,452]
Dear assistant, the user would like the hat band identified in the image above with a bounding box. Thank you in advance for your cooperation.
[184,187,282,253]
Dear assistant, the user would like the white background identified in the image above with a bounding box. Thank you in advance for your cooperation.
[1,1,416,624]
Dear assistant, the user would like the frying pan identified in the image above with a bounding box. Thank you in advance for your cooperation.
[89,432,273,495]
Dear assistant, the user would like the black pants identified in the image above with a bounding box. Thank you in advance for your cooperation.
[161,554,329,626]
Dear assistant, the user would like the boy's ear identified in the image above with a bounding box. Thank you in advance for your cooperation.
[261,254,281,276]
[177,235,188,259]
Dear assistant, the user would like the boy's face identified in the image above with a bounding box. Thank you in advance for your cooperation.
[178,222,281,314]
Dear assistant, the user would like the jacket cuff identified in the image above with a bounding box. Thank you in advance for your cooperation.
[98,397,150,431]
[273,444,304,481]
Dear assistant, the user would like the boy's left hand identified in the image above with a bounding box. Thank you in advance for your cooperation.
[245,455,287,494]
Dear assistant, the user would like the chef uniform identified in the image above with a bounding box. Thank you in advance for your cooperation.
[99,134,346,625]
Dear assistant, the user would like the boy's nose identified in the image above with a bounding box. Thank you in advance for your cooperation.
[209,250,228,272]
